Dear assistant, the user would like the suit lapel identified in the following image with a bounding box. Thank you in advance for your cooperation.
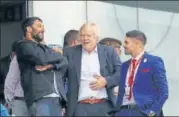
[97,44,107,75]
[74,45,82,85]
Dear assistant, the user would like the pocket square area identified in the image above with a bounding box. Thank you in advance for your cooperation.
[142,68,150,72]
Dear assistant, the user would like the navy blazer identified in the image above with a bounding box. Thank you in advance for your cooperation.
[116,52,168,115]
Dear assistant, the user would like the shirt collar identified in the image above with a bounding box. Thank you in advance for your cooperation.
[82,46,98,53]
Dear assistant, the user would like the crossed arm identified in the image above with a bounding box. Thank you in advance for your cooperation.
[16,41,68,71]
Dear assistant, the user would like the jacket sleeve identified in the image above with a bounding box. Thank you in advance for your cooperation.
[53,56,68,70]
[105,48,122,89]
[62,48,70,79]
[16,42,64,65]
[146,57,168,115]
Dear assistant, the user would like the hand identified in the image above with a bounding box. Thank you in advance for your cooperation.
[148,110,156,117]
[61,108,66,116]
[52,47,63,54]
[89,74,107,90]
[35,64,53,71]
[114,86,119,96]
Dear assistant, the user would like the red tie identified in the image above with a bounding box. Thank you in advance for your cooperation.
[128,59,137,100]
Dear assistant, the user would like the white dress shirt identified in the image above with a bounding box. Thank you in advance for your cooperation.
[78,47,108,101]
[122,51,144,105]
[4,56,24,102]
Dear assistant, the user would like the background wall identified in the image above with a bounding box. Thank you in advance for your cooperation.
[0,1,27,58]
[0,22,23,58]
[33,1,87,46]
[33,1,178,115]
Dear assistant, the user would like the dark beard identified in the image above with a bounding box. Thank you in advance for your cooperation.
[32,34,43,43]
[124,50,130,55]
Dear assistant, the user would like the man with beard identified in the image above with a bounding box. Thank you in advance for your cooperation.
[15,17,68,116]
[111,30,168,116]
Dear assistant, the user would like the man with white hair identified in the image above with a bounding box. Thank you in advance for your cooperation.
[64,23,122,116]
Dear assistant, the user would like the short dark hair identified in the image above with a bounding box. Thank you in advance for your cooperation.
[63,30,79,48]
[126,30,147,45]
[21,17,42,36]
[99,37,122,48]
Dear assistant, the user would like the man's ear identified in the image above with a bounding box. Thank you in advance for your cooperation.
[71,40,76,46]
[26,26,32,33]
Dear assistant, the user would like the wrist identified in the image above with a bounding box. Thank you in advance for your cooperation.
[103,78,107,87]
[47,64,53,69]
[148,110,156,117]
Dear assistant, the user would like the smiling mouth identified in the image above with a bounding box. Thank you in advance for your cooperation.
[83,42,90,45]
[39,33,44,37]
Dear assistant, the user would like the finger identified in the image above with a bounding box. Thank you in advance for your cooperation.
[89,81,97,86]
[89,83,99,90]
[36,68,42,71]
[35,66,41,69]
[90,85,99,90]
[36,66,43,69]
[93,74,100,78]
[89,82,97,87]
[36,68,43,71]
[36,67,46,71]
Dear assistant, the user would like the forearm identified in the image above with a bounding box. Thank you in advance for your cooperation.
[16,42,63,65]
[53,57,69,70]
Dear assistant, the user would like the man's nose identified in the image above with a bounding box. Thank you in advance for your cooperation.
[41,26,45,32]
[41,28,45,33]
[83,36,89,40]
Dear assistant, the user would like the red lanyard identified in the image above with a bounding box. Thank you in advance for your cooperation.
[127,55,143,100]
[128,55,143,75]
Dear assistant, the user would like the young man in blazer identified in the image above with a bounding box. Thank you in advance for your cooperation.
[114,30,168,116]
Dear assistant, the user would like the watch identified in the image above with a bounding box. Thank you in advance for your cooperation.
[148,110,156,116]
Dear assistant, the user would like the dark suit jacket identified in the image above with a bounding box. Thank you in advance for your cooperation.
[0,55,11,103]
[15,40,68,107]
[63,44,122,116]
